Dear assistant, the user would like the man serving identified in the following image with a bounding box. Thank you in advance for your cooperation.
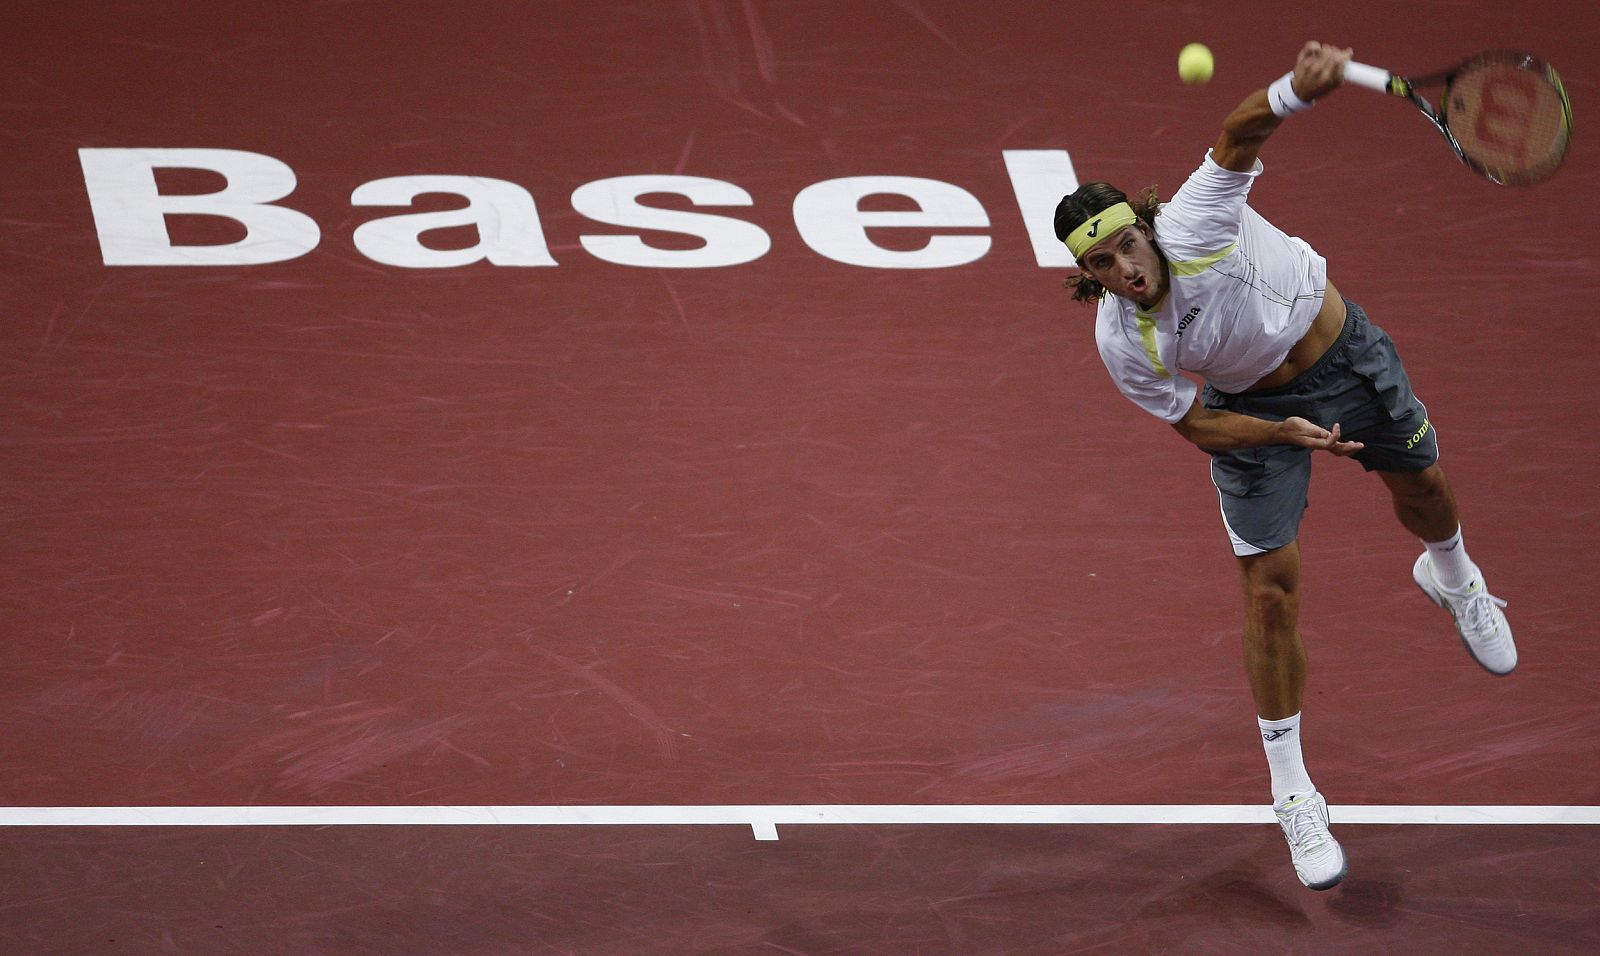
[1052,41,1517,890]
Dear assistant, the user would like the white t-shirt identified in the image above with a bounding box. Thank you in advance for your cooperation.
[1093,151,1329,423]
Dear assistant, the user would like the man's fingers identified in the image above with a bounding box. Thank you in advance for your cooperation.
[1283,418,1364,455]
[1326,424,1365,457]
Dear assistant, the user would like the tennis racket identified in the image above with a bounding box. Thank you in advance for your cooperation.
[1342,51,1572,186]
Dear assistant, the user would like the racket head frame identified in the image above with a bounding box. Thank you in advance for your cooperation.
[1347,50,1573,186]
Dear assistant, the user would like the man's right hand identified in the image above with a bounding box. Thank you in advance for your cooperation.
[1292,41,1354,102]
[1278,416,1364,456]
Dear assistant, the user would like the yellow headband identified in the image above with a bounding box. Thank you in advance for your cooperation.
[1064,202,1139,260]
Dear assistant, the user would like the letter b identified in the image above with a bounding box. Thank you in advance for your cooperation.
[79,148,320,265]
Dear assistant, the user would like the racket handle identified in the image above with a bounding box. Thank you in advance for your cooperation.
[1343,61,1395,93]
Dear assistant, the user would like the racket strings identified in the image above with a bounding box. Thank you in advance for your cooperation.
[1445,62,1571,184]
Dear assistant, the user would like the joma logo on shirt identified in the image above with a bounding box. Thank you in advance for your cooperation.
[1176,306,1201,337]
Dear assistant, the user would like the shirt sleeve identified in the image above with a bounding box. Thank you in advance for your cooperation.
[1095,310,1199,424]
[1159,150,1264,254]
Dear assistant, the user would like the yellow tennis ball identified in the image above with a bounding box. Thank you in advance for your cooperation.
[1178,43,1214,84]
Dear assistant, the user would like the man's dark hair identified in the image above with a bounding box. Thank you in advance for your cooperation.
[1053,183,1163,302]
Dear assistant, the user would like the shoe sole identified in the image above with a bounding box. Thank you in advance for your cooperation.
[1304,850,1348,891]
[1412,556,1515,677]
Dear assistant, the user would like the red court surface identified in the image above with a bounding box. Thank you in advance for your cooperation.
[3,1,1598,952]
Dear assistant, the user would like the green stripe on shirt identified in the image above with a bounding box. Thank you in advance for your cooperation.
[1169,242,1237,276]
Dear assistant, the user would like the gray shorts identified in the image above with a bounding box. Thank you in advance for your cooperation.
[1203,299,1438,556]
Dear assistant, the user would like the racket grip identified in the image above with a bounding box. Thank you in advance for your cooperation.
[1343,61,1393,93]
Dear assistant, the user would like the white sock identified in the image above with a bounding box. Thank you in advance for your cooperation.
[1258,712,1316,806]
[1424,526,1477,591]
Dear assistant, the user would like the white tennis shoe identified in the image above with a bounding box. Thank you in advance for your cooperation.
[1275,791,1346,891]
[1412,553,1517,675]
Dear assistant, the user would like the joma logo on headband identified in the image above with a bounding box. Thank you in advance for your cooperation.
[1063,202,1138,259]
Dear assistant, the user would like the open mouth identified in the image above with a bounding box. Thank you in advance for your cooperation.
[1129,275,1148,295]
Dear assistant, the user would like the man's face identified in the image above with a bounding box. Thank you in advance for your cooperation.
[1078,221,1166,307]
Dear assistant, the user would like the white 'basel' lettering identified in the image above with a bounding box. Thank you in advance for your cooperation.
[78,149,1084,270]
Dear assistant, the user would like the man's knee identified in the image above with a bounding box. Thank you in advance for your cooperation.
[1245,577,1297,628]
[1384,463,1451,505]
[1239,547,1301,631]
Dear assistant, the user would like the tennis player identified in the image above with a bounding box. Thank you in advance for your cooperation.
[1053,41,1517,890]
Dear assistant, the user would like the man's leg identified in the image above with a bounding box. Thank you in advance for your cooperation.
[1236,540,1346,890]
[1379,462,1459,544]
[1238,542,1307,721]
[1380,464,1517,674]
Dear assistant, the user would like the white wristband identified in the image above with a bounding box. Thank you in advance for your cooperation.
[1267,72,1314,117]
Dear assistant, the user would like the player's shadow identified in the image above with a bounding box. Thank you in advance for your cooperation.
[1137,863,1314,929]
[1322,875,1403,927]
[1131,830,1403,932]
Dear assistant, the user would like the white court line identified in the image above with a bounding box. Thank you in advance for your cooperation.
[3,805,1598,840]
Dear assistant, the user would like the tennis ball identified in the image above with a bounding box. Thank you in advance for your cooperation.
[1178,43,1214,85]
